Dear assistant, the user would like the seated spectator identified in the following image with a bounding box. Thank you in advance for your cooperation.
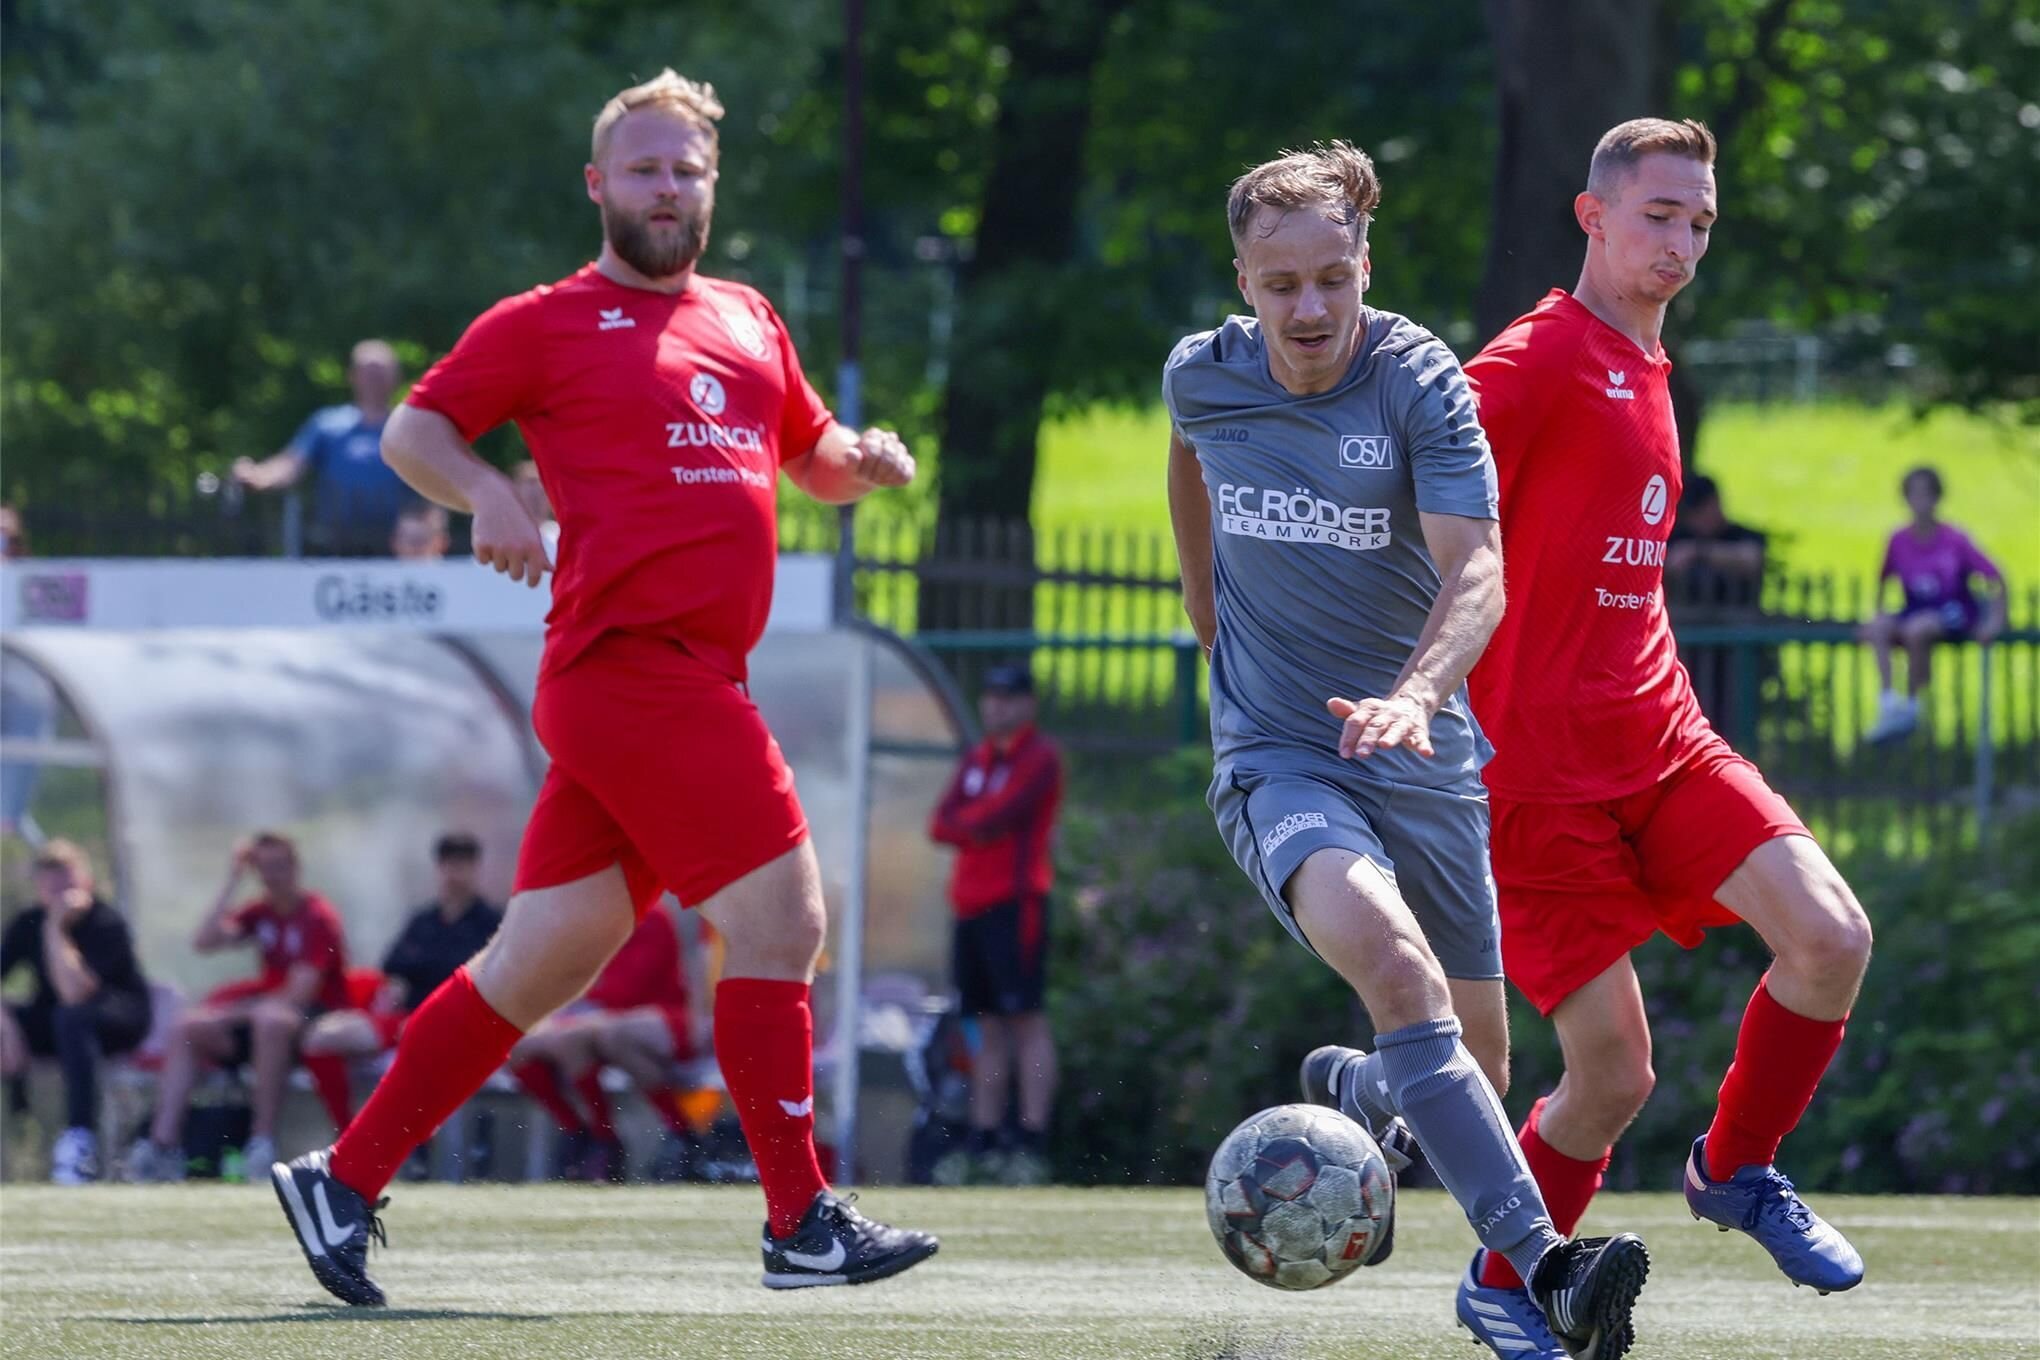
[298,832,501,1132]
[0,502,25,559]
[233,339,409,554]
[510,902,700,1183]
[1665,474,1766,610]
[125,832,349,1181]
[389,501,451,561]
[1860,466,2007,742]
[0,841,151,1184]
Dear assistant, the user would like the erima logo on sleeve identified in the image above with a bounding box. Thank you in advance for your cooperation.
[1604,369,1634,400]
[598,307,636,331]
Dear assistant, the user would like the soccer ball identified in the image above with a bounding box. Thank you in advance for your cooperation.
[1205,1103,1392,1290]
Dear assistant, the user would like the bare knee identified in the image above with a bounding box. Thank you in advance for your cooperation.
[1571,1047,1655,1131]
[1787,882,1874,984]
[250,1003,303,1046]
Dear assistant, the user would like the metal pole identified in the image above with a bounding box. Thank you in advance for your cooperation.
[833,634,875,1183]
[1975,643,1995,839]
[833,0,866,626]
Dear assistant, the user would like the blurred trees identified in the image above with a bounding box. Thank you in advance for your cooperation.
[2,0,2032,516]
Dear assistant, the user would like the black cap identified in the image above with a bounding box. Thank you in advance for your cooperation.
[982,663,1034,696]
[434,832,481,861]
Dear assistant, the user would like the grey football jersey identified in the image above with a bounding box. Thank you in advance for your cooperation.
[1163,309,1498,790]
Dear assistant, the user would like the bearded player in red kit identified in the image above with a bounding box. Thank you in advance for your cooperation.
[270,70,937,1304]
[1451,118,1872,1357]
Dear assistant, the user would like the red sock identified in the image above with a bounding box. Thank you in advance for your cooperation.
[715,978,827,1237]
[512,1061,587,1135]
[1481,1096,1612,1289]
[573,1068,617,1142]
[302,1054,354,1131]
[331,967,521,1199]
[1705,976,1846,1180]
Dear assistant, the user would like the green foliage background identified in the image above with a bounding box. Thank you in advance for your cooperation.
[1047,755,2040,1194]
[4,0,2035,511]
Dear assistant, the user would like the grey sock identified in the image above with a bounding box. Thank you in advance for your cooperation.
[1336,1051,1400,1133]
[1374,1015,1562,1284]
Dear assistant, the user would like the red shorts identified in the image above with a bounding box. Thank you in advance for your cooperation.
[1490,736,1808,1015]
[517,631,809,916]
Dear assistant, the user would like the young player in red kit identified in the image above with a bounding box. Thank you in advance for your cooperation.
[1453,118,1872,1356]
[271,70,937,1304]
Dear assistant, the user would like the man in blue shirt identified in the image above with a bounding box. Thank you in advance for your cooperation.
[234,339,410,553]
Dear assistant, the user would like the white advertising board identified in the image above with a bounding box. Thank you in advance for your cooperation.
[0,554,834,635]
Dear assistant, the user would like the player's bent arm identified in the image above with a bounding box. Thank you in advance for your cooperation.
[1166,427,1217,651]
[381,404,512,515]
[784,424,915,504]
[384,404,549,585]
[1391,512,1505,716]
[193,866,249,953]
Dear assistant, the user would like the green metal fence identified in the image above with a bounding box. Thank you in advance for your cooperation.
[792,510,2040,860]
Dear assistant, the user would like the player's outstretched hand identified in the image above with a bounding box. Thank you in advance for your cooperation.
[849,427,916,488]
[470,482,551,588]
[1327,694,1434,760]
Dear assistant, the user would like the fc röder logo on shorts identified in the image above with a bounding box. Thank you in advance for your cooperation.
[1261,810,1329,856]
[1339,435,1396,470]
[690,372,727,417]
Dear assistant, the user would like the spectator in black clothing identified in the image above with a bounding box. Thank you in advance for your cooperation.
[298,832,501,1129]
[1666,475,1769,734]
[1665,474,1767,610]
[0,840,151,1184]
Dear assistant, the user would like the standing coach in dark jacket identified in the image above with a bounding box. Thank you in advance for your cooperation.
[928,664,1064,1182]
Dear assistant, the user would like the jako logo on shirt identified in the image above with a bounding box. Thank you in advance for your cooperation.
[598,307,635,331]
[1216,483,1392,552]
[690,372,727,416]
[1604,368,1634,400]
[1339,434,1396,470]
[1639,474,1668,525]
[1261,810,1328,856]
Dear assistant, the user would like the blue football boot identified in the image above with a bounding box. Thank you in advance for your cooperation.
[1683,1136,1864,1294]
[1455,1249,1568,1358]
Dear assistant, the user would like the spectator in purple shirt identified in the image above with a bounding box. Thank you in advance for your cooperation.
[1860,466,2006,741]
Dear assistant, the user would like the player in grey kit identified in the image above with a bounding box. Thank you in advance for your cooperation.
[1165,142,1648,1360]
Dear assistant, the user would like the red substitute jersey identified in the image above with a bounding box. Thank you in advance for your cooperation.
[1465,289,1712,803]
[584,905,689,1013]
[406,264,836,683]
[227,892,351,1012]
[929,725,1064,917]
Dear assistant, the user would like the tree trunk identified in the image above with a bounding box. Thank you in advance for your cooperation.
[924,0,1127,642]
[1475,0,1660,345]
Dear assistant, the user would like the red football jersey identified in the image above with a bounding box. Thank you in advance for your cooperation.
[228,892,351,1012]
[584,905,689,1012]
[928,724,1064,917]
[1465,289,1712,802]
[406,265,836,682]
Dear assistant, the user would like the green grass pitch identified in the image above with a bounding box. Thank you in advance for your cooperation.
[3,1185,2035,1359]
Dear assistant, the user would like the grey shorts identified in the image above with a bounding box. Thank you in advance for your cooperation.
[1210,762,1502,980]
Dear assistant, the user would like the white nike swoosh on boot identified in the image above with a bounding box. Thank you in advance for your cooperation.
[313,1182,355,1249]
[782,1239,846,1271]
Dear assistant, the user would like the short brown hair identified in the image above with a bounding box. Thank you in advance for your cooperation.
[1227,141,1381,254]
[250,830,298,862]
[1587,118,1717,198]
[31,839,92,880]
[591,69,725,164]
